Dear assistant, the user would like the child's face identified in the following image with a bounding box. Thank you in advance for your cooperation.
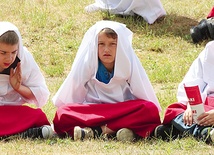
[98,31,117,71]
[0,42,18,72]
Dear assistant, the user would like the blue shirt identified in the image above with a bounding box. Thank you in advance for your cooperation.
[96,59,114,84]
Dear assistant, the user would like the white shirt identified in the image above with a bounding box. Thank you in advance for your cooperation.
[177,41,214,105]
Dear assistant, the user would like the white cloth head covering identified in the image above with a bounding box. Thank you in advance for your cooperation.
[53,20,161,111]
[0,22,50,107]
[177,41,214,104]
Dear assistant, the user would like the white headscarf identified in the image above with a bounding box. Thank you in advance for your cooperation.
[177,41,214,104]
[53,20,161,111]
[0,22,50,107]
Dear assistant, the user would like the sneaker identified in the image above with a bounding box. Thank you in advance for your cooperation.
[116,128,135,142]
[42,125,54,138]
[20,125,54,139]
[73,126,94,141]
[200,127,213,143]
[210,128,214,142]
[154,125,179,141]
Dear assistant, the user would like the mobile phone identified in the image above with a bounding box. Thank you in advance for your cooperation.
[1,56,21,75]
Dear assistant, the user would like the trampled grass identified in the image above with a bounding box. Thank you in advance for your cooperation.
[1,0,214,154]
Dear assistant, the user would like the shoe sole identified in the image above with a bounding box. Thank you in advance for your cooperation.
[42,125,54,139]
[210,128,214,142]
[154,125,162,138]
[74,126,82,141]
[116,128,135,142]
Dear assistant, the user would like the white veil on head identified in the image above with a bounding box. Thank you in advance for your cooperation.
[73,20,133,80]
[0,21,50,107]
[53,20,161,111]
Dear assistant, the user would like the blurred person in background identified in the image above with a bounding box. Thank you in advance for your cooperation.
[85,0,166,24]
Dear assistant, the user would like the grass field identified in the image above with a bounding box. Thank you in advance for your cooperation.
[1,0,214,154]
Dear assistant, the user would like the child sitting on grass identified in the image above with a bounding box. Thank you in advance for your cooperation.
[155,41,214,144]
[0,21,53,139]
[52,20,161,142]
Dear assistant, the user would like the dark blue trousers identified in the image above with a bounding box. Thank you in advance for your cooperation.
[171,113,213,143]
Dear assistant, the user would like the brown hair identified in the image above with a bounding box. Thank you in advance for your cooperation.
[99,28,117,39]
[0,31,19,45]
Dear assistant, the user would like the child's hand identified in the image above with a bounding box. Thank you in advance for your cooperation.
[197,110,214,126]
[9,62,22,91]
[183,105,193,126]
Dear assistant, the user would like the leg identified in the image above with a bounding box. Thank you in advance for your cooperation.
[74,125,136,142]
[172,113,206,136]
[0,105,53,139]
[154,113,196,141]
[170,113,213,143]
[53,100,161,139]
[19,125,54,139]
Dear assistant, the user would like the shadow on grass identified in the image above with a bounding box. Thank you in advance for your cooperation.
[101,13,207,43]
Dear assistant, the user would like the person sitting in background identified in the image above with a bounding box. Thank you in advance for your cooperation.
[0,21,53,139]
[155,41,214,144]
[52,20,161,142]
[85,0,166,24]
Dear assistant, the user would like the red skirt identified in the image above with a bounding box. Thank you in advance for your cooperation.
[53,99,161,138]
[0,105,50,136]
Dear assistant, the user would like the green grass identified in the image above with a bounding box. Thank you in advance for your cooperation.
[1,0,214,154]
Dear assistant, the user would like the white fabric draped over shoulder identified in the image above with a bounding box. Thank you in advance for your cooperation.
[177,41,214,105]
[0,22,50,107]
[85,0,166,24]
[53,20,161,111]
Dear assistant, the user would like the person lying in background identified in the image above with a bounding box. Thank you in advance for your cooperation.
[85,0,166,24]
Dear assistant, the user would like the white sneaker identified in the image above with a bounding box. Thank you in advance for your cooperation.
[209,128,214,142]
[42,125,54,139]
[74,126,94,141]
[116,128,135,142]
[20,125,54,139]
